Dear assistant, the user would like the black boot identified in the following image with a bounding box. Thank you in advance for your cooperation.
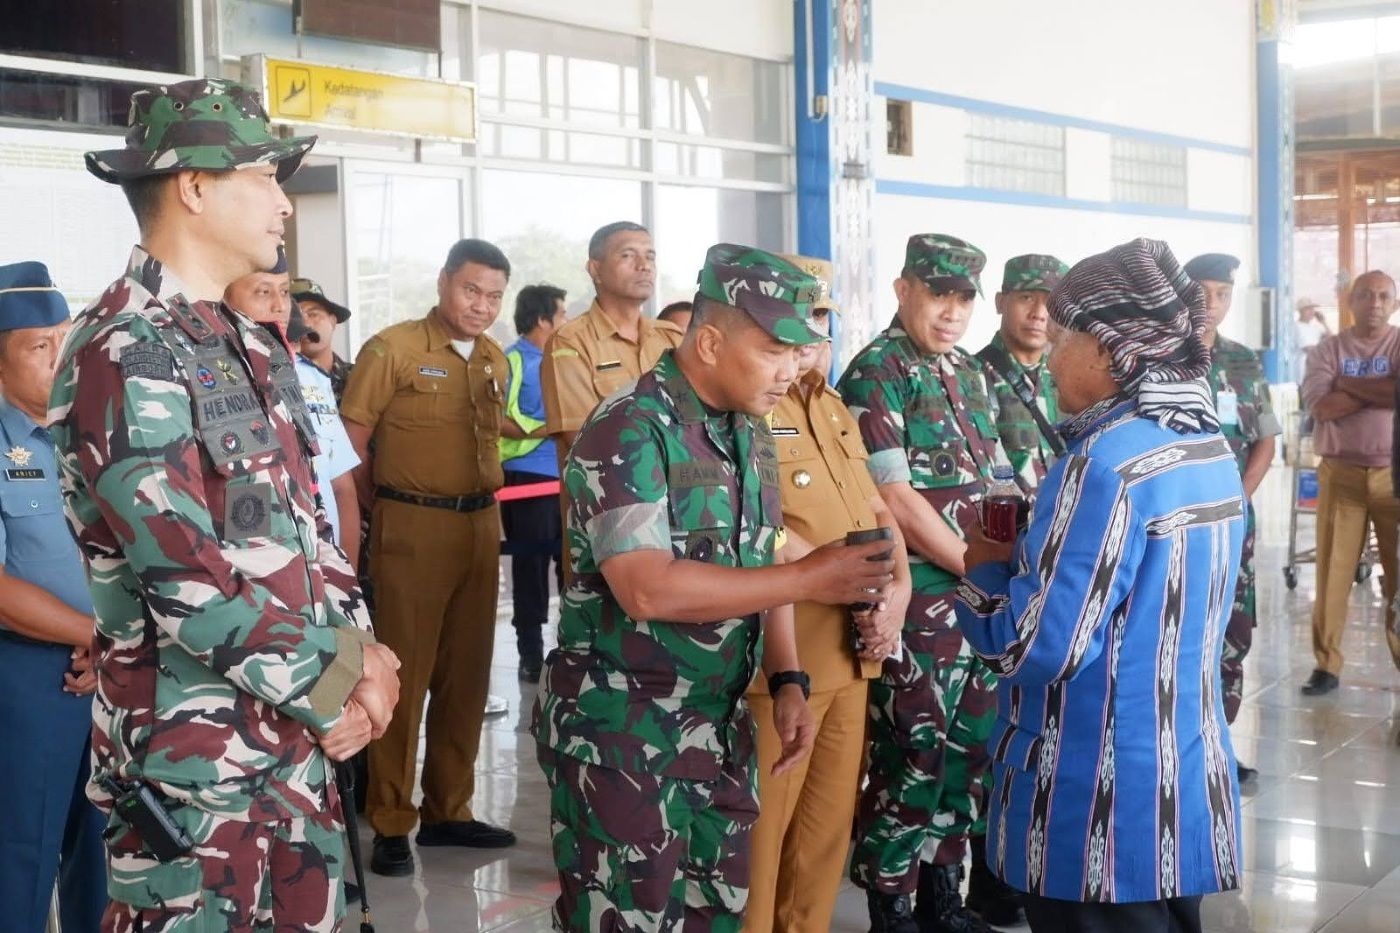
[867,890,919,933]
[964,836,1022,927]
[915,862,994,933]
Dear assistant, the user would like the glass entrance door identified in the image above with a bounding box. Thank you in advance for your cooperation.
[344,161,470,351]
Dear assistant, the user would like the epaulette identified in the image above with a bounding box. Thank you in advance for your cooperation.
[164,293,217,343]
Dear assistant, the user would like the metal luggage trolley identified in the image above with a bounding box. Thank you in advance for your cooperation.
[1284,411,1375,590]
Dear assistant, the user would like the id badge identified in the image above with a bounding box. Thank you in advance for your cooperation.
[1216,390,1239,426]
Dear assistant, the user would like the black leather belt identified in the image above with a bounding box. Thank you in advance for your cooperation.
[376,486,495,513]
[0,628,66,649]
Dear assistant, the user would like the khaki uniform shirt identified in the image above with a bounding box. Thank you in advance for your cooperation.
[540,301,683,435]
[341,311,508,496]
[749,373,883,695]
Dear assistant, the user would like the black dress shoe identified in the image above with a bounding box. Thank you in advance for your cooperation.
[416,819,517,849]
[867,891,919,933]
[1236,762,1259,784]
[370,834,413,877]
[1301,669,1339,696]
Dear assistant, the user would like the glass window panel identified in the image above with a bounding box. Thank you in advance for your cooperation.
[654,142,786,183]
[0,70,147,129]
[1111,136,1187,206]
[964,113,1065,196]
[480,169,644,340]
[654,41,786,144]
[477,11,642,129]
[3,0,184,72]
[654,185,787,306]
[220,0,434,76]
[353,172,464,343]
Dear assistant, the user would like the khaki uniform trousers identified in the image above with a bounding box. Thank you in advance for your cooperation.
[1311,458,1400,676]
[367,497,500,836]
[743,679,869,932]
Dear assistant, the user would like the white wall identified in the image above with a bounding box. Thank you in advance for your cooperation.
[872,0,1253,148]
[864,0,1260,357]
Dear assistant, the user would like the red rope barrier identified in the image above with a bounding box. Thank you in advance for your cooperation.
[494,480,561,502]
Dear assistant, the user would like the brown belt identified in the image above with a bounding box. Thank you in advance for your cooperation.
[375,486,495,513]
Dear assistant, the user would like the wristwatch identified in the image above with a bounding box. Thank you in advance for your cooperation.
[768,670,811,700]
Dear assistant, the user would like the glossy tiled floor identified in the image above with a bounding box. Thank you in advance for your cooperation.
[360,471,1400,931]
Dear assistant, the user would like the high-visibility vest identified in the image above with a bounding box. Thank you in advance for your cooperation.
[499,347,547,462]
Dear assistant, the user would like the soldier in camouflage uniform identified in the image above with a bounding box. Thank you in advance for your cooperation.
[1185,253,1280,784]
[532,245,896,932]
[50,78,400,931]
[976,254,1069,492]
[839,235,1008,933]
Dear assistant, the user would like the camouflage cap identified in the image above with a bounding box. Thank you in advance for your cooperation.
[695,244,825,345]
[903,234,987,297]
[780,253,840,314]
[1001,253,1069,293]
[290,277,351,322]
[85,78,315,185]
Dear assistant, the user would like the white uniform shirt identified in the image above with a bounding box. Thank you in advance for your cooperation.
[296,355,360,545]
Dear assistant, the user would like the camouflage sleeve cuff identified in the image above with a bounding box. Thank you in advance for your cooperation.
[586,501,671,563]
[305,627,367,729]
[866,448,912,486]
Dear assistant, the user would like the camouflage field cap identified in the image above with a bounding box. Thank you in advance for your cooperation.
[903,234,987,297]
[1001,253,1070,293]
[695,244,826,345]
[780,253,840,314]
[85,78,315,185]
[290,278,351,323]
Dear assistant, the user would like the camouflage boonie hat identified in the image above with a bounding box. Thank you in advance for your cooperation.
[290,278,351,323]
[780,253,840,315]
[696,244,825,345]
[1001,253,1070,293]
[903,234,987,297]
[85,78,315,185]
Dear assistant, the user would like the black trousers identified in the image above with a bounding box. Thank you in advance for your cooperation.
[1023,892,1203,933]
[501,469,562,663]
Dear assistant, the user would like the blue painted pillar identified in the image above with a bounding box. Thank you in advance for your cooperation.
[1257,0,1296,382]
[795,0,876,372]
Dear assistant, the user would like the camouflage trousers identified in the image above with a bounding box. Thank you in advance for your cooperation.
[539,746,760,932]
[850,590,998,895]
[102,800,345,932]
[1220,504,1257,725]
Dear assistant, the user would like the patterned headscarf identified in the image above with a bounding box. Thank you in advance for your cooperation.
[1048,238,1218,435]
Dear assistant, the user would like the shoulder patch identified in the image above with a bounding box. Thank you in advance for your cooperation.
[119,342,176,381]
[361,338,387,359]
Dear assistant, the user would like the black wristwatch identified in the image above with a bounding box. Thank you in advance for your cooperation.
[768,670,811,700]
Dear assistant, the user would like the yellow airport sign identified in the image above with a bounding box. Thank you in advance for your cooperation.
[247,55,477,143]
